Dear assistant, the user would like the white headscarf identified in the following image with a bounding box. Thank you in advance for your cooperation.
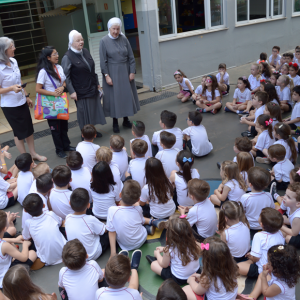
[107,17,124,39]
[68,30,82,53]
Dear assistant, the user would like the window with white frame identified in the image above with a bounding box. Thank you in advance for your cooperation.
[293,0,300,14]
[157,0,225,37]
[236,0,284,24]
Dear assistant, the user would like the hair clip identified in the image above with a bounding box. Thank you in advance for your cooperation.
[132,121,137,126]
[200,243,209,250]
[260,79,266,83]
[278,245,284,250]
[183,157,193,163]
[259,60,265,64]
[174,71,181,76]
[179,214,186,219]
[242,76,247,80]
[265,118,273,126]
[279,124,283,128]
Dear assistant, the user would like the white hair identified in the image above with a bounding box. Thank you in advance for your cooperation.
[68,30,82,49]
[0,37,14,63]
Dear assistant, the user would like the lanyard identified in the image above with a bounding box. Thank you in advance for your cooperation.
[54,65,61,82]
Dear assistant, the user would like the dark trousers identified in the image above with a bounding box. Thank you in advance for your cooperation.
[152,144,159,157]
[47,119,70,153]
[251,125,257,137]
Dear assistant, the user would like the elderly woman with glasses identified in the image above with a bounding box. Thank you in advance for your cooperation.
[100,17,140,133]
[61,30,106,138]
[0,37,46,161]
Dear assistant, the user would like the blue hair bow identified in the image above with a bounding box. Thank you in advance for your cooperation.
[183,157,192,163]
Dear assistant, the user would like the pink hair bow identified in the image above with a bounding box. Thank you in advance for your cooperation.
[200,243,209,251]
[265,118,273,126]
[242,76,247,80]
[297,168,300,176]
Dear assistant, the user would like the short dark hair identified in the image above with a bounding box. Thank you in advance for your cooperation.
[293,85,300,96]
[15,153,32,172]
[188,111,202,126]
[218,63,226,69]
[62,239,87,270]
[0,210,7,232]
[23,194,44,217]
[259,52,267,61]
[260,207,283,233]
[235,137,252,152]
[272,46,280,52]
[132,139,148,157]
[248,167,271,191]
[110,135,125,152]
[188,179,210,202]
[268,144,286,161]
[132,121,145,137]
[91,161,116,194]
[81,124,96,140]
[70,188,89,212]
[157,279,187,300]
[160,110,177,128]
[255,91,268,104]
[105,255,131,288]
[121,180,141,205]
[284,52,294,59]
[160,131,176,149]
[52,165,71,187]
[66,151,83,171]
[287,182,300,202]
[36,173,53,194]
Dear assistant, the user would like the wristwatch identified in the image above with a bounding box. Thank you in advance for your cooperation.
[105,74,109,77]
[25,93,30,98]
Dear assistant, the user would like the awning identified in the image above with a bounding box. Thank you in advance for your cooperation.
[0,0,27,4]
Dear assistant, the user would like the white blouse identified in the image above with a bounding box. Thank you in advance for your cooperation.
[37,65,66,92]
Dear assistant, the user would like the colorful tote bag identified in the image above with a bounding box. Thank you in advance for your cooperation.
[34,71,69,120]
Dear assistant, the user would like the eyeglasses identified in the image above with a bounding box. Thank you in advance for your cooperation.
[51,52,59,57]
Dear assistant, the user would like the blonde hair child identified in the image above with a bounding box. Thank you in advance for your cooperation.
[236,152,254,192]
[276,75,294,112]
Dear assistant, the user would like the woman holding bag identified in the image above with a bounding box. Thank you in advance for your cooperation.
[36,46,75,159]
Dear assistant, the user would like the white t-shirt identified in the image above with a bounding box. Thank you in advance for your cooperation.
[216,72,230,85]
[233,88,251,103]
[0,177,9,209]
[0,58,26,107]
[240,192,275,229]
[179,78,194,90]
[106,206,147,250]
[266,274,295,300]
[195,85,203,95]
[96,287,143,300]
[248,74,261,91]
[23,211,67,265]
[275,86,292,106]
[290,101,300,127]
[206,277,238,300]
[28,179,37,194]
[225,222,250,258]
[269,54,281,66]
[251,231,285,274]
[140,184,175,219]
[241,171,251,192]
[111,149,129,181]
[152,128,183,152]
[109,162,123,195]
[174,169,200,206]
[169,247,200,279]
[274,139,293,161]
[49,188,74,220]
[127,157,147,188]
[36,65,66,92]
[91,185,120,219]
[273,158,294,182]
[59,260,103,300]
[254,105,266,123]
[17,171,34,205]
[155,148,180,178]
[182,125,213,157]
[287,207,300,234]
[130,135,152,159]
[65,214,106,260]
[224,179,245,202]
[187,198,217,238]
[76,141,100,173]
[0,240,12,288]
[255,130,275,151]
[204,89,221,102]
[70,167,92,202]
[289,74,300,87]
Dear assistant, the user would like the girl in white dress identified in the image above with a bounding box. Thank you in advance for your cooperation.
[174,70,195,103]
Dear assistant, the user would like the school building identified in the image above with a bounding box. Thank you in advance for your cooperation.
[1,0,300,92]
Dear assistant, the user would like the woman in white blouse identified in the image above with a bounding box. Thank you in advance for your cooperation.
[0,37,46,161]
[36,46,75,158]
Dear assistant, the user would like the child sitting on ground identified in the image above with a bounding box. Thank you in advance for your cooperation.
[288,62,300,86]
[23,193,67,266]
[263,102,282,129]
[110,135,128,181]
[192,76,207,104]
[65,188,108,260]
[182,111,213,157]
[182,236,238,300]
[96,250,143,300]
[152,110,183,155]
[67,151,92,203]
[210,161,246,207]
[157,279,187,300]
[237,208,284,279]
[125,140,148,189]
[256,52,268,64]
[146,215,201,285]
[174,69,194,103]
[232,137,254,163]
[155,131,179,178]
[49,165,74,220]
[130,120,152,158]
[284,86,300,134]
[179,179,217,242]
[240,167,274,235]
[59,239,105,300]
[269,46,281,68]
[276,75,294,112]
[236,152,254,192]
[216,63,230,96]
[248,63,262,94]
[15,153,34,205]
[107,180,154,255]
[76,124,100,172]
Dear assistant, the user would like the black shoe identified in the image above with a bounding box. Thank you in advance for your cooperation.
[118,250,129,257]
[217,162,221,169]
[57,151,68,159]
[96,131,103,138]
[113,124,120,133]
[270,182,277,201]
[64,146,76,151]
[146,255,157,264]
[122,120,132,128]
[131,249,142,270]
[145,224,155,235]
